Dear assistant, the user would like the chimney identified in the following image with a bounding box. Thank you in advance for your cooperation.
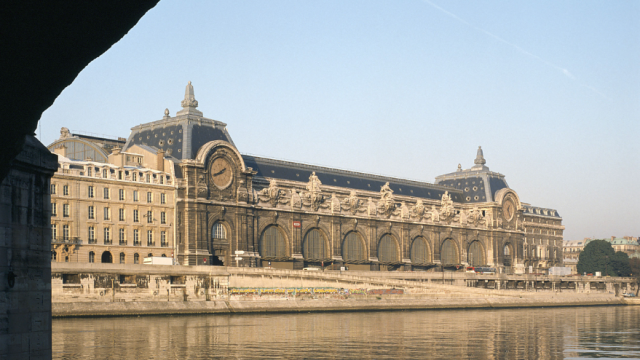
[53,145,67,157]
[157,150,164,172]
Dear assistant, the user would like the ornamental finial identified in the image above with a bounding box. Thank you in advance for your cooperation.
[181,81,198,109]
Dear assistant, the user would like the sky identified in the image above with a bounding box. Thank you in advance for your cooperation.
[38,0,639,240]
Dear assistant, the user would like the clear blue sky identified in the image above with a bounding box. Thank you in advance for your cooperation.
[38,0,639,240]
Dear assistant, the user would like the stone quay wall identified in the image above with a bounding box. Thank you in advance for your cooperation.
[52,263,638,317]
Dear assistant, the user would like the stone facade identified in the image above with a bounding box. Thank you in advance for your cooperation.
[51,82,564,274]
[48,141,176,266]
[0,135,58,359]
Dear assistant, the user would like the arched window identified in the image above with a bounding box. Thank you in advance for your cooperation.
[377,234,398,263]
[161,254,166,257]
[88,251,94,263]
[467,241,485,266]
[441,239,459,265]
[51,251,57,262]
[148,253,153,258]
[343,232,366,261]
[133,253,139,264]
[411,237,431,264]
[303,229,328,260]
[504,244,512,257]
[119,253,125,264]
[101,251,112,263]
[260,226,287,258]
[212,222,226,241]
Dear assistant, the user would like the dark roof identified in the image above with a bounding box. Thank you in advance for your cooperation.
[242,155,463,202]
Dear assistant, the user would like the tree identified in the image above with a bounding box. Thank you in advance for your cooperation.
[577,240,631,276]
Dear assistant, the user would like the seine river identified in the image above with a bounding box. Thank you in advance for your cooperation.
[53,306,640,359]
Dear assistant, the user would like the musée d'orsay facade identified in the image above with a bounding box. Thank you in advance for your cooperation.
[49,82,564,272]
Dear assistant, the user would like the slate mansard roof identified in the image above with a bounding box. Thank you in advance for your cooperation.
[243,155,463,203]
[122,82,235,160]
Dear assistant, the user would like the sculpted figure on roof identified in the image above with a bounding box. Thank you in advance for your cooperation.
[342,190,363,215]
[439,191,456,223]
[306,172,322,193]
[378,182,397,218]
[258,179,286,207]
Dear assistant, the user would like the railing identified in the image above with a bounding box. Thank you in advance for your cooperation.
[88,239,97,244]
[51,237,82,245]
[147,242,155,246]
[133,241,141,246]
[161,242,169,247]
[104,240,112,245]
[119,240,127,246]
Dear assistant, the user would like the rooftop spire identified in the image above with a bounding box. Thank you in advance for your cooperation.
[176,81,203,116]
[471,146,488,170]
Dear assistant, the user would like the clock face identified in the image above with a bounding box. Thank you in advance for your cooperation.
[503,199,516,221]
[210,158,233,188]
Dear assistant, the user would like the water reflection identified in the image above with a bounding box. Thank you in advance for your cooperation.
[53,306,640,359]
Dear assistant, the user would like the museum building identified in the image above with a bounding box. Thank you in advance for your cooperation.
[49,82,564,272]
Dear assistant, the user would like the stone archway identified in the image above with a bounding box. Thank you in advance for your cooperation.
[101,251,113,263]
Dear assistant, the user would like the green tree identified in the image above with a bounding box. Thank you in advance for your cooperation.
[577,240,631,276]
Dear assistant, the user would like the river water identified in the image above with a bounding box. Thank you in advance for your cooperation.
[53,306,640,359]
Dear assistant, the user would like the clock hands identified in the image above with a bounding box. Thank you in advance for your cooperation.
[213,168,227,177]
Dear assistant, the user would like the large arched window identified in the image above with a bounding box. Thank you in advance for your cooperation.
[467,241,485,266]
[303,229,328,260]
[377,234,398,263]
[343,232,366,261]
[101,251,112,264]
[260,226,287,258]
[212,222,227,241]
[411,237,431,264]
[441,239,459,265]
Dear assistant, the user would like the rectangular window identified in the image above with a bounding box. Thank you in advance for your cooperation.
[63,224,69,240]
[104,207,110,221]
[147,192,152,203]
[147,230,153,246]
[51,203,57,216]
[104,227,111,244]
[119,228,125,243]
[133,229,139,245]
[119,208,125,221]
[50,184,56,195]
[88,186,94,198]
[147,211,153,224]
[102,169,107,178]
[52,224,57,240]
[161,212,166,224]
[133,210,139,223]
[161,231,167,246]
[132,172,137,182]
[133,190,138,202]
[87,167,92,177]
[160,193,166,204]
[159,176,164,184]
[63,185,69,196]
[88,226,95,243]
[88,206,94,219]
[63,204,70,217]
[118,171,123,180]
[119,189,125,201]
[146,174,150,183]
[103,188,110,199]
